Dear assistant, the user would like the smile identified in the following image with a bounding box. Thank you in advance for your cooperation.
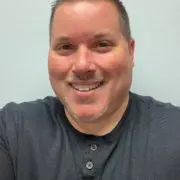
[70,82,103,92]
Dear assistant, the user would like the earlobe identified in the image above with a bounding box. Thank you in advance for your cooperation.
[129,39,135,57]
[129,39,135,53]
[128,39,135,68]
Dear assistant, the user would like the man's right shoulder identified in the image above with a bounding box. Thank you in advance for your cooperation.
[0,96,61,122]
[0,96,64,140]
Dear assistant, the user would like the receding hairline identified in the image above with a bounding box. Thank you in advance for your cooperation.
[49,0,132,41]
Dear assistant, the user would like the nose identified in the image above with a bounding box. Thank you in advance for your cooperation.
[72,45,95,77]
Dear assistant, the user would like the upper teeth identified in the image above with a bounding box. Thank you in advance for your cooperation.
[71,83,101,91]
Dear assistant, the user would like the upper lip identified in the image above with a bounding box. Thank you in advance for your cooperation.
[68,81,103,85]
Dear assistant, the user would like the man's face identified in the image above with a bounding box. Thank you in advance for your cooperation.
[48,1,135,122]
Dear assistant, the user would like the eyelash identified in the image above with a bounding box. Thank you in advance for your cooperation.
[53,40,113,54]
[95,40,111,47]
[54,44,74,51]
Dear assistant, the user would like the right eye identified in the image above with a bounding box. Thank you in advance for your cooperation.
[60,44,73,50]
[54,43,76,55]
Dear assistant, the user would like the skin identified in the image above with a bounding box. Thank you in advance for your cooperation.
[48,1,135,136]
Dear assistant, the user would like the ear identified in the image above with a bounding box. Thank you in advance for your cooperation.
[128,39,135,67]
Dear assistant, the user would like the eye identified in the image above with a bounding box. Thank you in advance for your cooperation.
[97,40,110,47]
[55,43,73,50]
[92,40,113,53]
[54,43,76,55]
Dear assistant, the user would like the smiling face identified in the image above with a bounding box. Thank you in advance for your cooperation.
[48,1,135,123]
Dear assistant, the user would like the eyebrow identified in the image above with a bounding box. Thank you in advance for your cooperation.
[53,31,115,44]
[93,32,115,39]
[54,36,70,44]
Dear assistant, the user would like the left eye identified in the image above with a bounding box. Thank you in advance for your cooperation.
[96,41,110,47]
[92,40,113,53]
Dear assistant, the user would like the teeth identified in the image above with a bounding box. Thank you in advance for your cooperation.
[71,83,101,91]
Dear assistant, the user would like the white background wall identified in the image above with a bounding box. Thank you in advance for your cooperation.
[0,0,180,108]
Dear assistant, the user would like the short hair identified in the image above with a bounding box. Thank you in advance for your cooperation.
[49,0,132,41]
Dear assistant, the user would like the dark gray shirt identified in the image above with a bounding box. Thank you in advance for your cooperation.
[1,92,180,180]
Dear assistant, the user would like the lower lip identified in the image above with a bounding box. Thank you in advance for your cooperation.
[71,84,103,97]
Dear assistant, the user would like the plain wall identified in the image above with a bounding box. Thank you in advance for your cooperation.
[0,0,180,108]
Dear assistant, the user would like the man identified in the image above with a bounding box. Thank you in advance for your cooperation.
[1,0,180,179]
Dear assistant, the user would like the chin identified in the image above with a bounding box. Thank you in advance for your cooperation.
[65,102,108,122]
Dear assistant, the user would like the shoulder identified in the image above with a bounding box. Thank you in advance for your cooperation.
[131,92,180,134]
[0,97,66,168]
[0,96,64,141]
[0,96,61,121]
[130,93,180,171]
[131,92,180,118]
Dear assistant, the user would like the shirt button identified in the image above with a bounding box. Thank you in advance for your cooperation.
[90,144,97,151]
[86,161,94,170]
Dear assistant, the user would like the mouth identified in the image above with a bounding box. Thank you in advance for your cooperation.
[70,81,104,92]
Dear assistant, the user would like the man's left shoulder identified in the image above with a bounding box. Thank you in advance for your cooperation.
[132,92,180,122]
[147,95,180,120]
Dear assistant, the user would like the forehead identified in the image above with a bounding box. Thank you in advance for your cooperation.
[51,1,122,40]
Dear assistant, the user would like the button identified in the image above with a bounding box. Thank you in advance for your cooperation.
[90,144,97,151]
[86,161,94,170]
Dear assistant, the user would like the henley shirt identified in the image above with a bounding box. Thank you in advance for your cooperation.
[1,92,180,180]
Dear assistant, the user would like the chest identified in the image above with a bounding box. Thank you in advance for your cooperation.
[14,127,180,180]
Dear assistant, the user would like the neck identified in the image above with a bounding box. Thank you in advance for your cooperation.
[65,94,130,136]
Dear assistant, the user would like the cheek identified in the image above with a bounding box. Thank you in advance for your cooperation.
[48,52,72,80]
[96,51,130,77]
